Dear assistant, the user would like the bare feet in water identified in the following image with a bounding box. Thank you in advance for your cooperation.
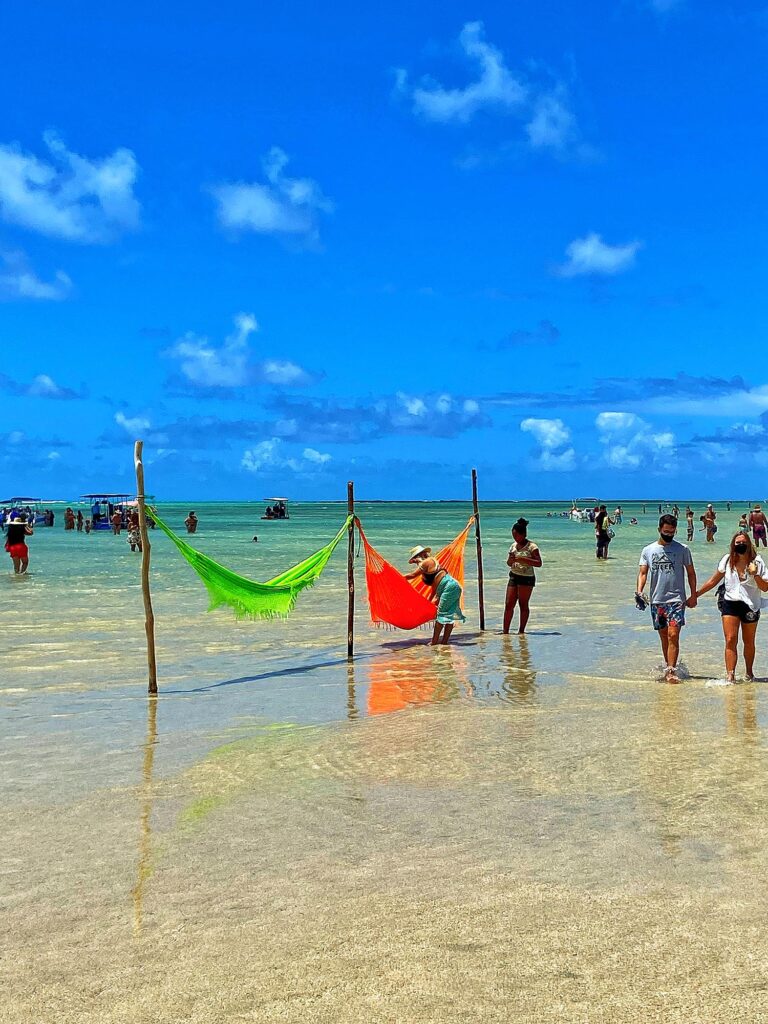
[665,666,681,684]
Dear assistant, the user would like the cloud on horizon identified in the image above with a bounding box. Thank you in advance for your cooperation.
[241,437,332,475]
[0,131,140,243]
[267,391,487,442]
[520,416,576,470]
[595,411,675,470]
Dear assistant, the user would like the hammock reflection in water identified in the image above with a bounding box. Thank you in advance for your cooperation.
[366,648,471,716]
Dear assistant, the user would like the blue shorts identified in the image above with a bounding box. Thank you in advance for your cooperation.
[651,602,685,631]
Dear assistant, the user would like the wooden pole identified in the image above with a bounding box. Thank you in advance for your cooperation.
[471,468,486,631]
[347,481,355,661]
[132,693,158,936]
[134,441,158,694]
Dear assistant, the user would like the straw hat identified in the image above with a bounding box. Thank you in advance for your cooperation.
[408,545,431,563]
[755,504,762,511]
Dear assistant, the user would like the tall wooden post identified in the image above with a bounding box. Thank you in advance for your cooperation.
[471,468,486,631]
[347,481,355,660]
[134,441,158,694]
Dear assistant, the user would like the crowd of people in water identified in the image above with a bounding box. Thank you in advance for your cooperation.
[6,500,768,682]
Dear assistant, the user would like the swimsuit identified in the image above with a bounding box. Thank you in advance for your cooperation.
[651,603,686,631]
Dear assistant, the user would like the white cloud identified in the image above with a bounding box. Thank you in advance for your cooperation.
[526,88,578,152]
[0,131,140,242]
[262,359,308,385]
[463,398,480,415]
[210,147,332,242]
[241,438,330,474]
[557,233,642,277]
[28,374,69,398]
[169,313,257,388]
[520,417,576,471]
[595,411,643,434]
[115,411,151,434]
[47,451,61,461]
[539,448,577,470]
[406,22,528,124]
[595,411,675,470]
[397,392,428,417]
[303,447,331,465]
[7,430,24,444]
[644,385,768,418]
[397,22,582,157]
[521,417,571,450]
[0,250,71,300]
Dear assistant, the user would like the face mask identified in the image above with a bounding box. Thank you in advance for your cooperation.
[734,543,748,554]
[660,533,675,543]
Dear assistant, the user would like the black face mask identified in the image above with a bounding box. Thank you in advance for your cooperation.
[734,543,748,555]
[660,533,675,543]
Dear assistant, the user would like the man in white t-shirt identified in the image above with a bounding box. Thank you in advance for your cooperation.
[637,514,697,683]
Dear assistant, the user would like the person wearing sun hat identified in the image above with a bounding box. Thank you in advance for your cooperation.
[405,545,464,644]
[749,504,768,548]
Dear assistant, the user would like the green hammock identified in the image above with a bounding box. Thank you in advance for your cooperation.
[146,509,353,620]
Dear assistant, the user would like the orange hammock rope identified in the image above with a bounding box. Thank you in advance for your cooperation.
[356,517,475,630]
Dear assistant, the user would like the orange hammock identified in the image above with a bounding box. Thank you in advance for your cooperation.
[356,516,474,630]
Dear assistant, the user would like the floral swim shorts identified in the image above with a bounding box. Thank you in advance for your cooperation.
[651,602,685,631]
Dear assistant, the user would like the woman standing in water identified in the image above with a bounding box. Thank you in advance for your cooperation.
[503,517,542,634]
[595,505,614,559]
[696,532,768,682]
[4,514,33,574]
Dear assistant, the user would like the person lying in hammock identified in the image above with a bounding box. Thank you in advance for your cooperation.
[406,546,465,645]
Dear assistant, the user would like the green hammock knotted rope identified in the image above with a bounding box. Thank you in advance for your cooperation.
[146,509,353,620]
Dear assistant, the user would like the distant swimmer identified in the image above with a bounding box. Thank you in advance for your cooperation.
[503,517,542,634]
[738,512,750,534]
[629,517,638,525]
[637,514,697,684]
[4,514,33,574]
[185,510,199,534]
[111,509,122,535]
[406,545,465,645]
[252,535,258,543]
[127,523,142,553]
[695,531,768,683]
[749,504,767,548]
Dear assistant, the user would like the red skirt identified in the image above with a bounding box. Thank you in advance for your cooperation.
[5,542,28,559]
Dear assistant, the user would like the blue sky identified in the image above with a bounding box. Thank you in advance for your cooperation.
[1,0,768,500]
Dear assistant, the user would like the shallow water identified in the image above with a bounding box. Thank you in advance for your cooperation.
[3,500,768,1021]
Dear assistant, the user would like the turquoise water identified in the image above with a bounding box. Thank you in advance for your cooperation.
[5,500,768,1022]
[0,499,758,802]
